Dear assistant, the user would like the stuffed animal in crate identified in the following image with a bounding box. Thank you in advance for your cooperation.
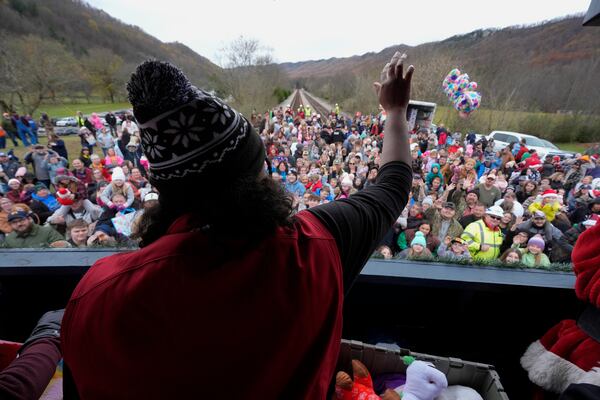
[383,358,448,400]
[334,357,483,400]
[334,359,382,400]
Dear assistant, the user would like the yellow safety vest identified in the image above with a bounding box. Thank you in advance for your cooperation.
[461,220,504,260]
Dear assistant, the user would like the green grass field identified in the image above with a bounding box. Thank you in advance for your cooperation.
[32,102,131,120]
[2,102,594,162]
[6,135,104,162]
[555,143,590,154]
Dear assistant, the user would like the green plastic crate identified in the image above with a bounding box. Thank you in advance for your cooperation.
[337,340,509,400]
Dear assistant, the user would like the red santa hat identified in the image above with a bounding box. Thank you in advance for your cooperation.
[542,189,558,199]
[521,223,600,394]
[56,187,75,206]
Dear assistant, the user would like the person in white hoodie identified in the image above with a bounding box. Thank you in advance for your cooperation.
[100,167,135,209]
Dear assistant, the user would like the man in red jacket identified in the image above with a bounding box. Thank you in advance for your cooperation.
[62,53,414,399]
[515,138,530,162]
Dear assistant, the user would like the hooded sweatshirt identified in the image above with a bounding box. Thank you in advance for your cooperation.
[425,163,444,186]
[31,192,60,212]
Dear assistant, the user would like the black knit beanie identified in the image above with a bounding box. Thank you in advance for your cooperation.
[127,60,265,188]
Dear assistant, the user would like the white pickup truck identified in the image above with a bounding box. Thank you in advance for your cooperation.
[487,130,575,159]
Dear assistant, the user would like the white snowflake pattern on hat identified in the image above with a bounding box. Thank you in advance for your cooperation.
[163,112,204,148]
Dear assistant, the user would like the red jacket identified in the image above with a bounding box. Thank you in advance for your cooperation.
[438,132,447,146]
[62,211,343,399]
[524,153,542,169]
[310,179,323,193]
[90,162,111,182]
[516,145,529,162]
[71,168,94,186]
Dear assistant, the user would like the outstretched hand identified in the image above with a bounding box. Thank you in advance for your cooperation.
[373,52,415,113]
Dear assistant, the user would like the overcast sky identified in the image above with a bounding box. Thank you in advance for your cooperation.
[87,0,591,64]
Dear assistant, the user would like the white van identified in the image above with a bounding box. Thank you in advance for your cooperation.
[487,131,574,159]
[407,100,436,132]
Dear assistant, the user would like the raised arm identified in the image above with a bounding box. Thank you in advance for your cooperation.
[308,52,414,292]
[375,53,413,167]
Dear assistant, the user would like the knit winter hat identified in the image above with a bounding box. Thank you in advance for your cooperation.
[528,235,545,251]
[94,224,117,237]
[111,167,126,182]
[341,177,353,187]
[56,188,75,206]
[411,231,427,248]
[34,183,48,193]
[127,60,265,187]
[8,178,20,187]
[422,197,434,207]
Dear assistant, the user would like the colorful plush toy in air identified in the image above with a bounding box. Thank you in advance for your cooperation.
[442,69,481,118]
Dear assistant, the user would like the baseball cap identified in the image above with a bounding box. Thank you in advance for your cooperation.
[143,192,159,202]
[7,210,30,222]
[442,202,456,210]
[533,211,547,219]
[0,152,6,157]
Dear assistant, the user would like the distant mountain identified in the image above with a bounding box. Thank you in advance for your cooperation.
[1,2,598,115]
[0,0,221,90]
[280,16,600,114]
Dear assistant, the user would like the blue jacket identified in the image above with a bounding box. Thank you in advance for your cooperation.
[32,193,60,212]
[285,181,306,197]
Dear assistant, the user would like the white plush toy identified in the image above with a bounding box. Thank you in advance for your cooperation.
[394,360,448,400]
[382,358,484,400]
[436,385,483,400]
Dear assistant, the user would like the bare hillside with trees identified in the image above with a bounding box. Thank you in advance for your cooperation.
[282,16,600,116]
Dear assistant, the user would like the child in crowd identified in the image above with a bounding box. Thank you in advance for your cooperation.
[396,231,433,260]
[520,235,551,268]
[437,236,471,261]
[100,167,135,209]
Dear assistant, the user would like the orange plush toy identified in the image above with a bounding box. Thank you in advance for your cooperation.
[335,360,382,400]
[335,360,401,400]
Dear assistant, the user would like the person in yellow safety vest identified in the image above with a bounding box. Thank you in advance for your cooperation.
[305,105,311,118]
[75,111,85,128]
[335,103,340,115]
[461,205,504,260]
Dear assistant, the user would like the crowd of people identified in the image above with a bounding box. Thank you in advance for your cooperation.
[0,110,156,248]
[1,102,599,268]
[253,104,600,268]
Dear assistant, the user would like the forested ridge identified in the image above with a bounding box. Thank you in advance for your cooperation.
[1,0,598,119]
[0,0,221,113]
[282,16,600,115]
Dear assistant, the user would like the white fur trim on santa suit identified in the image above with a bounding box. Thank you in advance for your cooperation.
[520,340,600,393]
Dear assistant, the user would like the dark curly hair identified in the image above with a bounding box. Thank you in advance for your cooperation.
[132,174,295,247]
